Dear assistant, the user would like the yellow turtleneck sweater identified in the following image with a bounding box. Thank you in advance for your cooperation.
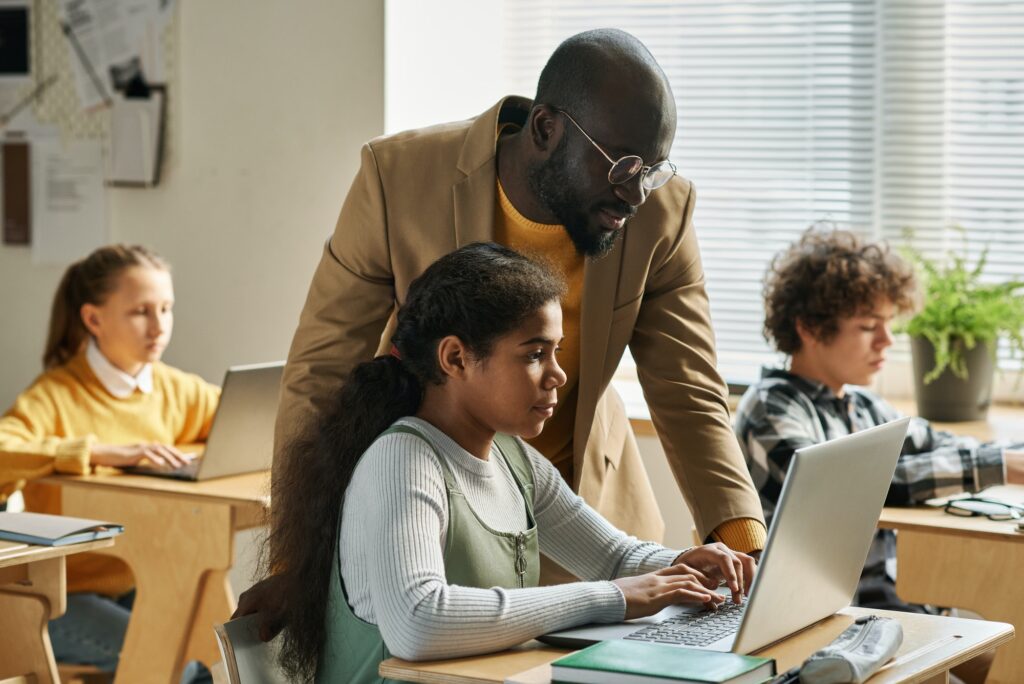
[0,351,220,595]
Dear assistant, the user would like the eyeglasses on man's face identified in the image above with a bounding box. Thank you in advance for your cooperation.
[552,107,677,192]
[942,496,1024,521]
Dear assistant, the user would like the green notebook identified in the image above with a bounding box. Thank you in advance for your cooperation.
[551,640,776,684]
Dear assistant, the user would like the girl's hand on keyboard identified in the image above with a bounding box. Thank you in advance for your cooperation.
[673,543,756,605]
[613,565,725,620]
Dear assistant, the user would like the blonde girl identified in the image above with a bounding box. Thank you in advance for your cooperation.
[0,245,219,673]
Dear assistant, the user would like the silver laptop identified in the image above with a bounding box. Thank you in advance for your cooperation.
[128,361,284,481]
[541,417,911,654]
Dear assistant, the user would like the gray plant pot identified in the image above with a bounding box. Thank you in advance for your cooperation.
[910,336,993,422]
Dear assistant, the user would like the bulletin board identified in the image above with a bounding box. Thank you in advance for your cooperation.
[0,0,179,263]
[24,0,177,143]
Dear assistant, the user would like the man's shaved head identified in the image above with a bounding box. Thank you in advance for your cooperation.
[535,29,675,127]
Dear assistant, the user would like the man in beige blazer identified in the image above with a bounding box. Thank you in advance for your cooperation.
[271,29,765,566]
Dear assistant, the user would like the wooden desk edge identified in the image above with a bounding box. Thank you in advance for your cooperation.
[39,473,270,510]
[379,612,1016,684]
[0,537,115,568]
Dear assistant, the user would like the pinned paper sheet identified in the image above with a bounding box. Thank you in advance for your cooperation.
[31,138,107,264]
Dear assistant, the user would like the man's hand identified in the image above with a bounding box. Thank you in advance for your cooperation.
[90,443,192,469]
[673,543,757,605]
[232,574,287,642]
[612,564,725,620]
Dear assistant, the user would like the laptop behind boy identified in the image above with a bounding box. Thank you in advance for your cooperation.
[129,361,284,481]
[541,416,912,654]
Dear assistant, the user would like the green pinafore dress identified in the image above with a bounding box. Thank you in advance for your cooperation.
[316,426,541,683]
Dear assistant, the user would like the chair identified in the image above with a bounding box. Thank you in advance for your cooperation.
[213,615,288,684]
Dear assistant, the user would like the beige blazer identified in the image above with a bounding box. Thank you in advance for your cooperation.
[276,97,764,543]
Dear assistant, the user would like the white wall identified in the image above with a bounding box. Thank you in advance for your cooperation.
[385,0,506,135]
[0,1,385,406]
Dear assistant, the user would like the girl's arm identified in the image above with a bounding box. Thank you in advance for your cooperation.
[0,382,92,499]
[341,433,625,661]
[523,441,683,580]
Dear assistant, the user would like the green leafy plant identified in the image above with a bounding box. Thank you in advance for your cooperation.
[900,228,1024,383]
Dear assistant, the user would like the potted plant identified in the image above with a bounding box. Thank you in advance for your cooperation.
[901,230,1024,421]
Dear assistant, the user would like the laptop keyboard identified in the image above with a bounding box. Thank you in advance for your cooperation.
[624,599,747,647]
[127,458,201,480]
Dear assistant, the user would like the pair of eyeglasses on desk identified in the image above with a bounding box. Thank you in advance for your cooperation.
[927,495,1024,521]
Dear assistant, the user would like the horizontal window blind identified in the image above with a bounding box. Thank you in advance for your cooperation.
[946,1,1024,368]
[501,1,878,381]
[880,0,1024,369]
[386,0,1024,377]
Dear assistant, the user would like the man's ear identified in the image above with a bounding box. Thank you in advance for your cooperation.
[529,105,561,153]
[436,335,470,379]
[80,303,102,338]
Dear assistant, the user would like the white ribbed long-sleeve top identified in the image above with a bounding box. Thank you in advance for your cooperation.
[338,417,683,661]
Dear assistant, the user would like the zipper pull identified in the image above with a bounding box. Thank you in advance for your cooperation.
[514,532,527,587]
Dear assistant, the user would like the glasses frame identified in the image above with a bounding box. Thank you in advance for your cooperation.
[551,107,677,191]
[941,496,1024,521]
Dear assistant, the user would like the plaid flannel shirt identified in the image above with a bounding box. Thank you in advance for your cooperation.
[734,367,1006,576]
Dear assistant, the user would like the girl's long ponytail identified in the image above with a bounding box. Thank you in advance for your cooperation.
[269,354,422,681]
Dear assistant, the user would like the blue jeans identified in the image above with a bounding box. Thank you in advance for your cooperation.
[49,592,212,683]
[48,592,130,672]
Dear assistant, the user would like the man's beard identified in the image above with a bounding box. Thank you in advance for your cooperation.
[526,139,622,259]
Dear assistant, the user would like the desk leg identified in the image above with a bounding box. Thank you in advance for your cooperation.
[61,488,235,684]
[0,557,66,684]
[920,673,948,684]
[182,569,235,666]
[895,530,1024,684]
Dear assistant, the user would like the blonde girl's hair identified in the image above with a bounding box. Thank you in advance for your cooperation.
[43,245,169,369]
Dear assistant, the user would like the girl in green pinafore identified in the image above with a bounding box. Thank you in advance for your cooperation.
[267,243,756,683]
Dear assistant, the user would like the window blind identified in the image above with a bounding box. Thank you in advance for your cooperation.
[880,0,1024,368]
[501,1,878,380]
[386,0,1024,377]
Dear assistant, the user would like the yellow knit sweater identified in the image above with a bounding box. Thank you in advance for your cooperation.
[0,351,220,595]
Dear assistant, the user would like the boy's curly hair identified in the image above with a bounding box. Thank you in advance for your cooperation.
[763,228,917,354]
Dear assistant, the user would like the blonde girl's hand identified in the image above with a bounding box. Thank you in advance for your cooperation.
[90,443,192,469]
[674,543,757,605]
[612,564,725,620]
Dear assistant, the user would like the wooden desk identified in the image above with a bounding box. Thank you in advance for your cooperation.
[877,402,1023,683]
[886,399,1023,444]
[39,471,270,684]
[380,607,1012,684]
[0,538,115,684]
[880,486,1024,684]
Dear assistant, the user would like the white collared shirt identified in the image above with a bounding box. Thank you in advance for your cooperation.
[86,338,154,399]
